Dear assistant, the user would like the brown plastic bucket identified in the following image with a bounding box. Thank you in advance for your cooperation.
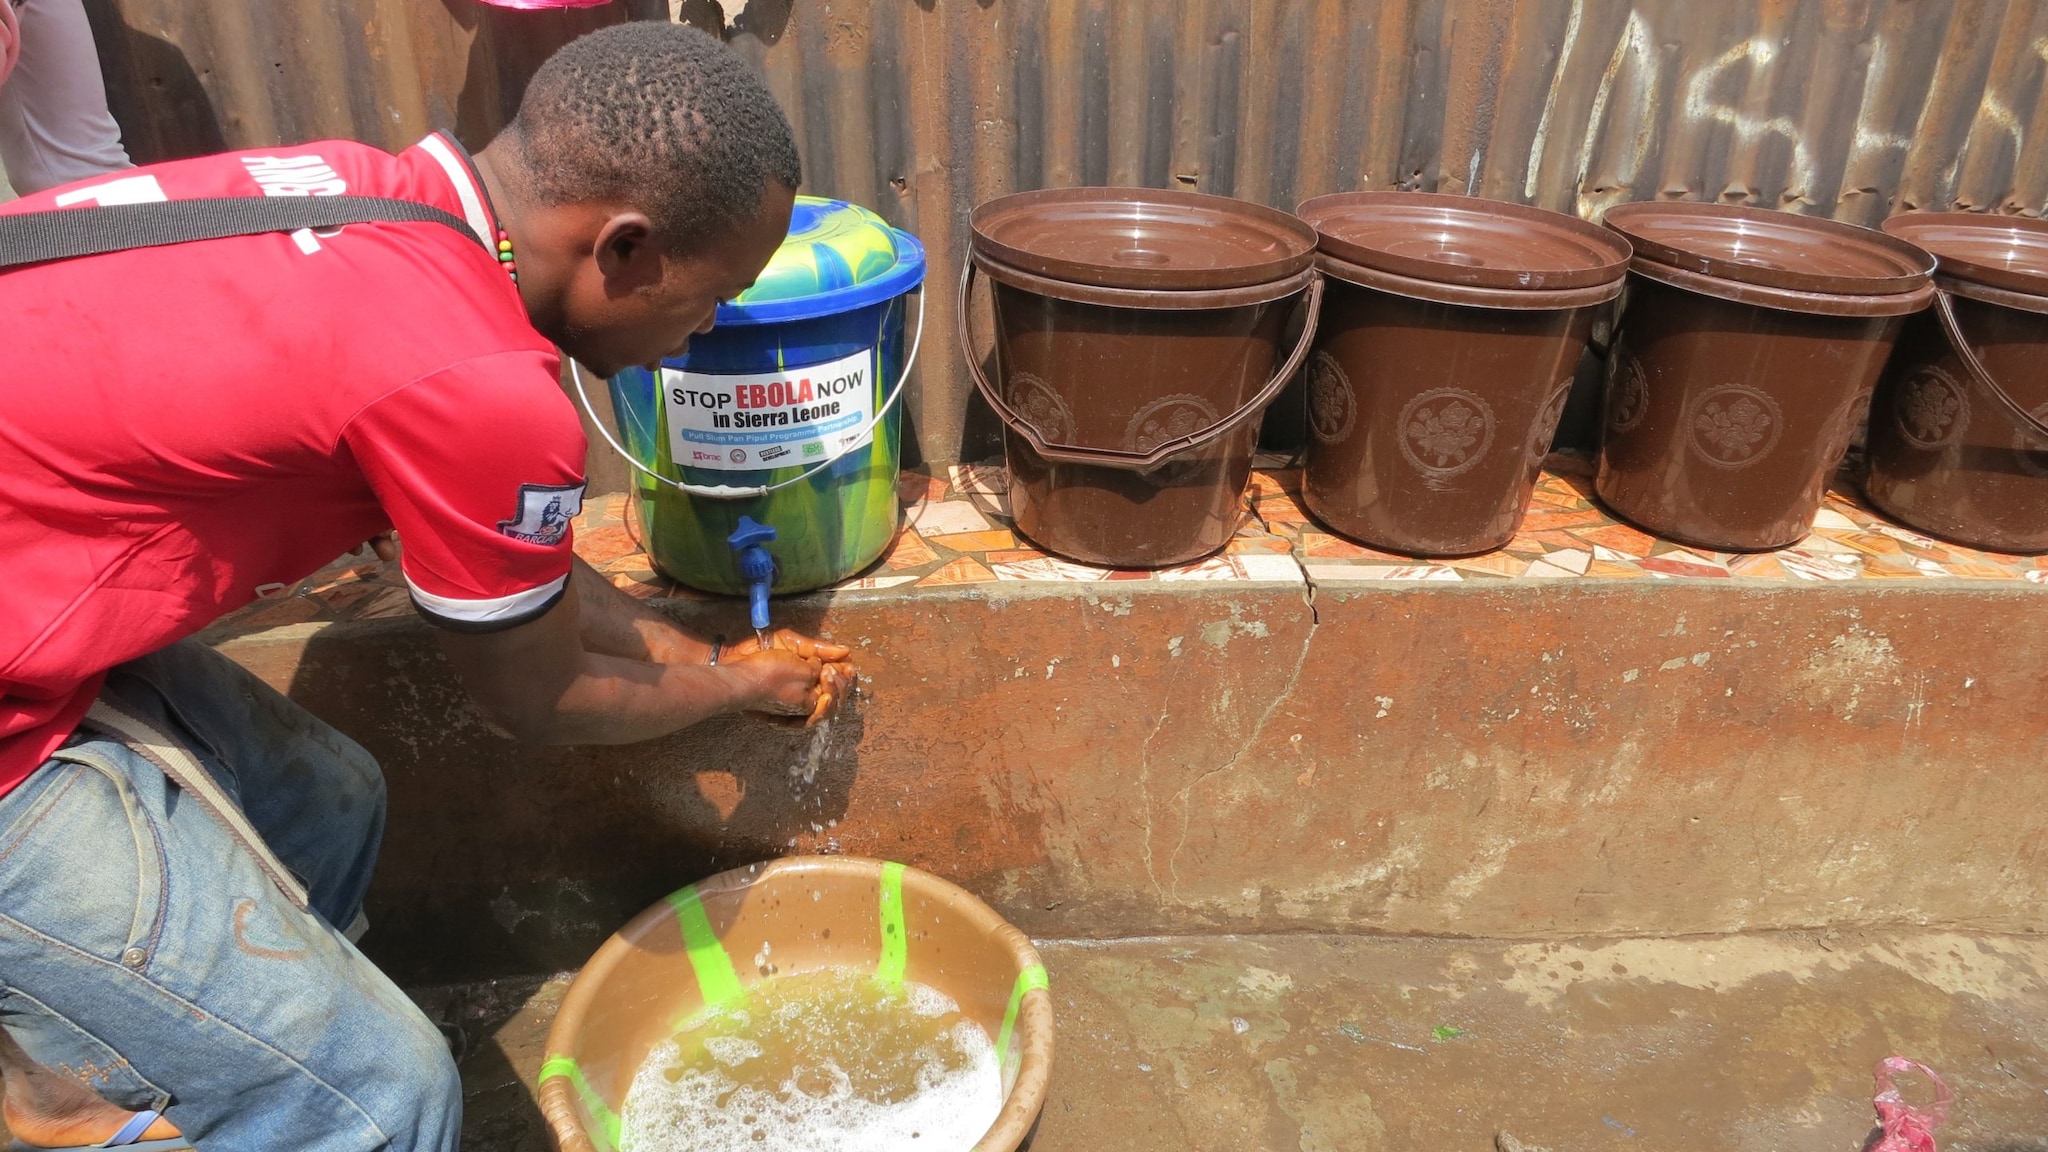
[539,857,1053,1152]
[1295,192,1631,556]
[1594,203,1937,551]
[1862,213,2048,553]
[962,188,1322,568]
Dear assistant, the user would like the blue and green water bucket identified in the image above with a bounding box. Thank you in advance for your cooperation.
[585,196,926,595]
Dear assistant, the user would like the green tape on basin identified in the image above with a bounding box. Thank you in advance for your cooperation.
[539,1056,623,1152]
[995,963,1050,1069]
[875,860,908,989]
[667,885,744,1008]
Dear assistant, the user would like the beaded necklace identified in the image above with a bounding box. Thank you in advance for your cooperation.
[494,226,517,283]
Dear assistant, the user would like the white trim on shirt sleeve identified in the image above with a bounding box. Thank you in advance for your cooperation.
[406,573,567,625]
[415,133,493,243]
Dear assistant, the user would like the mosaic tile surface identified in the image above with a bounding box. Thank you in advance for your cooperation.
[1265,452,2048,587]
[214,452,2048,634]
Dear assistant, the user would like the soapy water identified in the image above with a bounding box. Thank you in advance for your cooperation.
[620,968,1003,1152]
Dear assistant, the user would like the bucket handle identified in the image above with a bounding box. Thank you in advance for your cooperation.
[569,288,925,500]
[1933,288,2048,441]
[957,259,1324,469]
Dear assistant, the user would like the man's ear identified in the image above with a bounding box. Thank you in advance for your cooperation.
[593,211,662,290]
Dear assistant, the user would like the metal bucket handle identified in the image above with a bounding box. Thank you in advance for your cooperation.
[959,259,1323,469]
[1933,288,2048,441]
[570,288,924,500]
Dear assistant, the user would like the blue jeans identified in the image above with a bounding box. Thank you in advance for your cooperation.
[0,641,460,1150]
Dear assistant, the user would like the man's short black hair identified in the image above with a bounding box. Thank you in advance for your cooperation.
[513,22,802,249]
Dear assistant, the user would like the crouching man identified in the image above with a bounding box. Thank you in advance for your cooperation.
[0,23,847,1150]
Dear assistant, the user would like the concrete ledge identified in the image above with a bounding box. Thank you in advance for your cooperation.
[217,574,2048,986]
[428,931,2048,1152]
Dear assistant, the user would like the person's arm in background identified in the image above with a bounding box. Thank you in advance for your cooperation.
[0,0,131,198]
[0,4,19,93]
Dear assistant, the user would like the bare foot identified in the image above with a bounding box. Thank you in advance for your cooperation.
[0,1028,180,1147]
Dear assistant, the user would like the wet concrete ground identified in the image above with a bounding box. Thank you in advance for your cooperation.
[424,931,2048,1152]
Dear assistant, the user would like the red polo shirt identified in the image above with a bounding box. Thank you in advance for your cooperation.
[0,134,587,797]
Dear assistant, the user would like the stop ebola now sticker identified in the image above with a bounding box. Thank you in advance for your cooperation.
[661,348,876,472]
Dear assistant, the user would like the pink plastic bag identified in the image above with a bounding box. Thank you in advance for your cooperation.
[1870,1057,1952,1152]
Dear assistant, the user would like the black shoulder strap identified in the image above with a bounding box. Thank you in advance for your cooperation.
[0,195,484,270]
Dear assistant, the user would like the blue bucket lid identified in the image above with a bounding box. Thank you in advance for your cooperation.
[715,195,927,326]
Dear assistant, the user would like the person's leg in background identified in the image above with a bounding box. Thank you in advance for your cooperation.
[0,1,17,196]
[0,0,131,196]
[0,641,461,1151]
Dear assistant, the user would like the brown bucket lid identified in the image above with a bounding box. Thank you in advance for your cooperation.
[1604,202,1935,296]
[1296,191,1631,291]
[1881,212,2048,298]
[969,187,1317,291]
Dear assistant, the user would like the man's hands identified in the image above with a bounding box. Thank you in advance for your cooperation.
[433,558,860,744]
[722,629,856,728]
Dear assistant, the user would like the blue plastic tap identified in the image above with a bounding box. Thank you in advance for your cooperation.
[727,516,779,633]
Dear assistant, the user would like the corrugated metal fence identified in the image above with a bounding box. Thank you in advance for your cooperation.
[89,0,2048,466]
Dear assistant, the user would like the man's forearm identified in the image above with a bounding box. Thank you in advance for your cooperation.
[535,647,762,744]
[438,578,766,744]
[569,555,713,664]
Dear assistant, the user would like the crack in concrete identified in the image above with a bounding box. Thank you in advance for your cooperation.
[1292,540,1321,626]
[1242,488,1274,534]
[1153,483,1325,900]
[1243,480,1321,625]
[1136,707,1172,900]
[1166,609,1319,899]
